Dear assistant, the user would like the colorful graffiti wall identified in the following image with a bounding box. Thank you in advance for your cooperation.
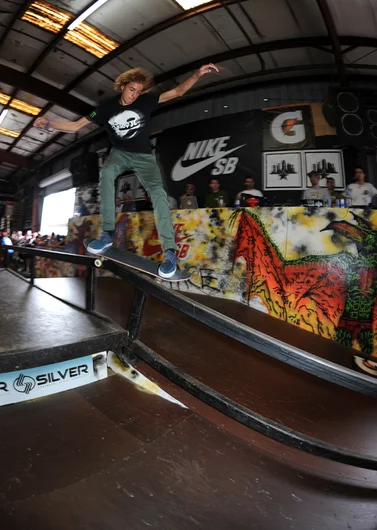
[36,207,377,356]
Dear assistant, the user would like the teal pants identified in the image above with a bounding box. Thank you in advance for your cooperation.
[99,148,176,251]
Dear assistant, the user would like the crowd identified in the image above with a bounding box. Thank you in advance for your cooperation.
[107,176,265,214]
[111,167,377,212]
[302,166,377,206]
[1,230,66,276]
[1,230,66,248]
[175,166,377,209]
[74,166,377,218]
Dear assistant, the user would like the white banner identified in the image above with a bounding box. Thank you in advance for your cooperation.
[0,353,107,407]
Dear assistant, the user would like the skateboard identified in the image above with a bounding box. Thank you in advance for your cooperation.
[84,239,191,283]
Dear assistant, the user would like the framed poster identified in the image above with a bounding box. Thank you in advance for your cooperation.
[304,150,345,188]
[116,173,147,201]
[263,151,303,190]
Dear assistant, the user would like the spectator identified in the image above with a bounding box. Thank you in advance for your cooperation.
[1,231,13,256]
[326,178,344,202]
[205,178,228,208]
[78,197,89,216]
[179,183,199,208]
[115,197,123,214]
[302,171,331,202]
[236,177,263,201]
[122,195,136,212]
[345,166,377,206]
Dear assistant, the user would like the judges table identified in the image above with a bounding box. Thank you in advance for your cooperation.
[35,206,377,358]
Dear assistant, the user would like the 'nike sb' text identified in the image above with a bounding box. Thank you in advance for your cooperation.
[171,136,246,181]
[183,137,231,161]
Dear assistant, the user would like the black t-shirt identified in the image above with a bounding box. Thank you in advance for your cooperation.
[87,92,159,153]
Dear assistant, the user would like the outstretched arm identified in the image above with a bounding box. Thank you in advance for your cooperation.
[158,63,219,104]
[33,116,91,133]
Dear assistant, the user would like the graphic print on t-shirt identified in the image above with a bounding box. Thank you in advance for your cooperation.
[108,109,145,139]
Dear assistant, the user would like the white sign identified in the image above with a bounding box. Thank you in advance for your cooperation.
[304,150,345,188]
[0,353,107,407]
[270,110,307,145]
[263,151,303,190]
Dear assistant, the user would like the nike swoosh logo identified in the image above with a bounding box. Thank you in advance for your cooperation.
[171,144,246,181]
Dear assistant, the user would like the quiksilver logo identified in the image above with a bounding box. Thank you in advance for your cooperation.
[171,136,245,181]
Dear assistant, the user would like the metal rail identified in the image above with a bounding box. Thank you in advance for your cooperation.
[2,243,377,470]
[3,245,96,311]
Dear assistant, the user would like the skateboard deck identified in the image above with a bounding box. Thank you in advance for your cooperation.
[84,239,191,283]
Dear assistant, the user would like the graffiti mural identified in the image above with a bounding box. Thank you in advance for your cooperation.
[35,207,377,361]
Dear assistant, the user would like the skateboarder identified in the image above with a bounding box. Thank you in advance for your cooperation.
[33,63,218,278]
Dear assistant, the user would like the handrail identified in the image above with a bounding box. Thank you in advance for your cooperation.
[103,258,377,397]
[2,243,376,394]
[2,242,377,470]
[2,244,94,266]
[2,244,96,310]
[134,340,377,471]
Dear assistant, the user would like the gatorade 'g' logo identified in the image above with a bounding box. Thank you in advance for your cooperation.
[270,110,306,145]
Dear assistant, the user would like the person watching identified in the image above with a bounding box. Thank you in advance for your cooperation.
[236,177,263,200]
[179,183,199,209]
[345,166,377,206]
[205,178,228,208]
[326,178,344,202]
[302,171,331,202]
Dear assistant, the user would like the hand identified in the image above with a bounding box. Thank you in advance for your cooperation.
[196,63,219,77]
[34,116,49,129]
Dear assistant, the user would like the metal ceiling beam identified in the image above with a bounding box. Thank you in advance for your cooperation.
[0,150,29,167]
[180,62,377,99]
[154,36,376,84]
[0,64,92,115]
[64,0,249,92]
[5,35,377,165]
[218,0,265,70]
[27,0,105,73]
[14,69,377,186]
[316,0,347,85]
[0,0,33,50]
[2,36,375,116]
[342,45,358,55]
[3,0,248,158]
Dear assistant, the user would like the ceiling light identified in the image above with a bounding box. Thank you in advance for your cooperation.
[23,1,118,58]
[65,22,118,58]
[224,105,228,108]
[22,2,72,32]
[0,93,42,116]
[10,98,41,116]
[264,98,268,102]
[0,126,19,138]
[0,109,8,125]
[68,0,110,30]
[175,0,212,9]
[204,109,209,112]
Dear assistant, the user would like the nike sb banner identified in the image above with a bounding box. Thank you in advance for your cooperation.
[156,110,262,205]
[262,105,315,151]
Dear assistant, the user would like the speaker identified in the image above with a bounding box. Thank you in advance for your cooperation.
[331,89,377,146]
[70,152,99,187]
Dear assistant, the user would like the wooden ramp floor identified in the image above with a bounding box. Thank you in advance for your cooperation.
[1,374,376,530]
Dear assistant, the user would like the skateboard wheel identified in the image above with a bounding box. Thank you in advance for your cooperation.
[94,258,103,268]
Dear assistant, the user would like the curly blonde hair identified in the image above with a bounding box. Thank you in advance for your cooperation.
[114,68,154,92]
